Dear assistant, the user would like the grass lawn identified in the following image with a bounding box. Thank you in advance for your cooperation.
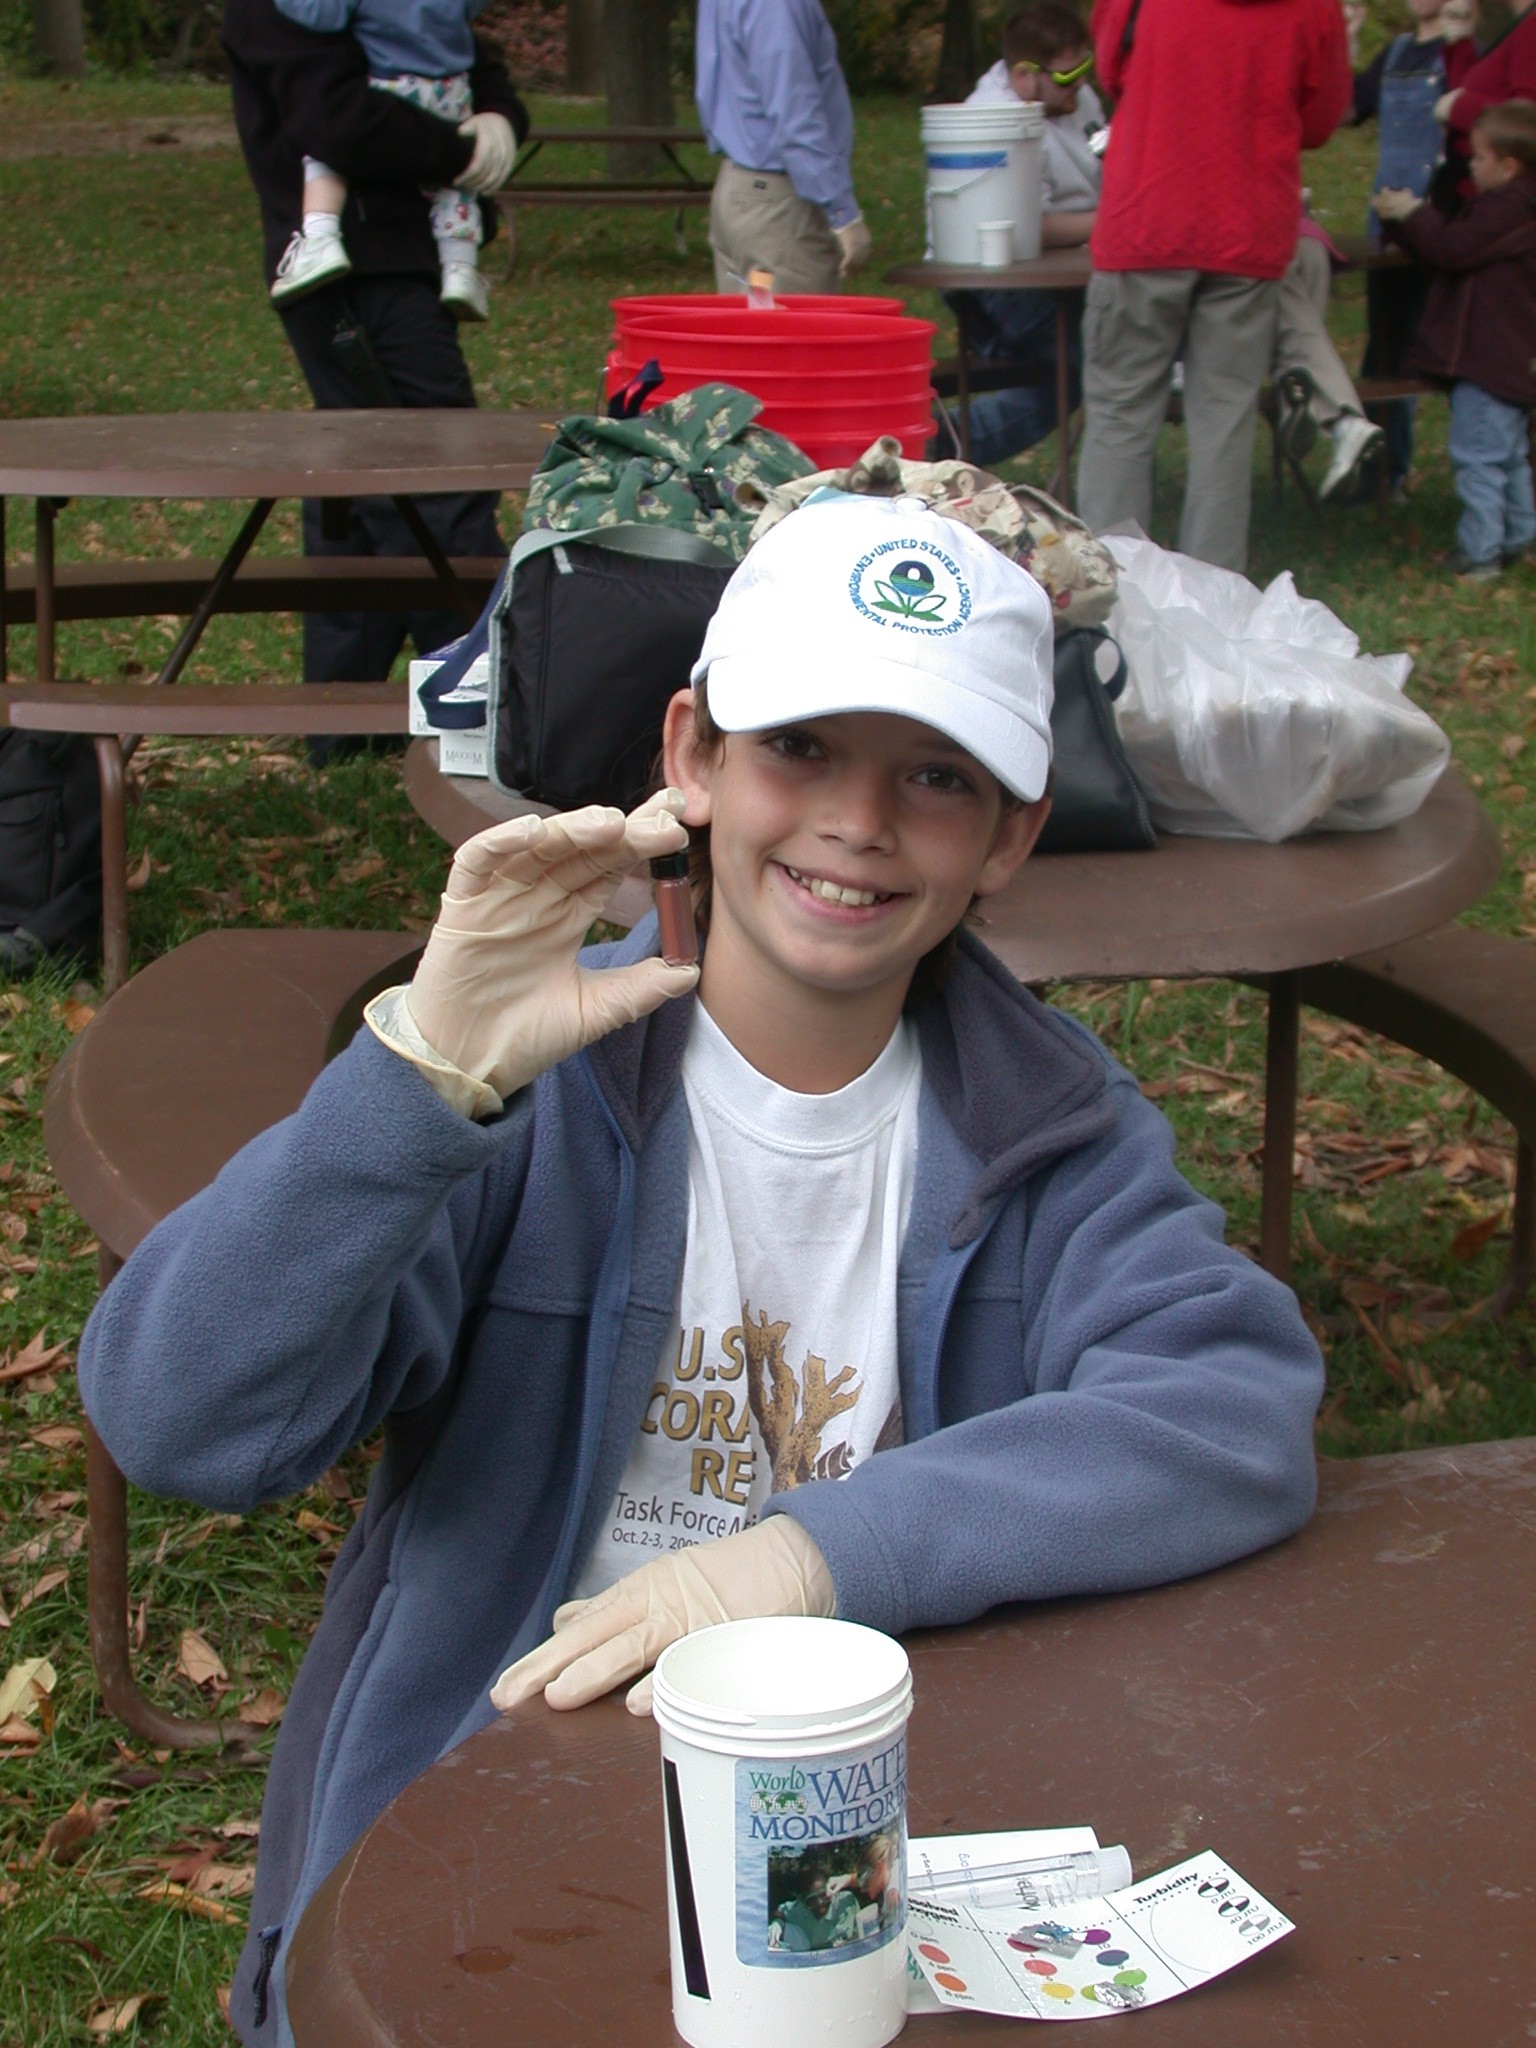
[0,73,1533,2047]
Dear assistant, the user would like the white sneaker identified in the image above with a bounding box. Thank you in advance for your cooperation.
[1319,414,1385,501]
[441,264,489,323]
[270,229,352,306]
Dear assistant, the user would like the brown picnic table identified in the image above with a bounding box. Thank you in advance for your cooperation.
[890,237,1431,505]
[0,407,553,986]
[0,406,553,688]
[287,1435,1536,2048]
[497,126,712,272]
[404,742,1500,1284]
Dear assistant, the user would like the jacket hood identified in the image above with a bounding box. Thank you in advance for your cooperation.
[581,914,1114,1246]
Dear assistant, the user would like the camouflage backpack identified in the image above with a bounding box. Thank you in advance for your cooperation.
[522,382,816,563]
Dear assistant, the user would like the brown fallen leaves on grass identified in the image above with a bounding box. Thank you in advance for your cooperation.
[177,1629,228,1690]
[0,1654,56,1745]
[87,1993,162,2036]
[39,1794,120,1865]
[0,1328,73,1383]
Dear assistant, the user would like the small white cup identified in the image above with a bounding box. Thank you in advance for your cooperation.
[976,219,1015,268]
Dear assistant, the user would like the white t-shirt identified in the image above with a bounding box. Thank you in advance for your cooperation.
[967,62,1105,216]
[571,1003,921,1601]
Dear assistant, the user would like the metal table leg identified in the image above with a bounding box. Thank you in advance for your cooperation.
[151,496,276,692]
[35,495,56,685]
[1259,971,1301,1281]
[390,495,480,627]
[954,297,973,462]
[86,1251,253,1749]
[1053,296,1073,508]
[94,736,130,996]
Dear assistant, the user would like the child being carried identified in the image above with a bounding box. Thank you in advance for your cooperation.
[271,0,494,322]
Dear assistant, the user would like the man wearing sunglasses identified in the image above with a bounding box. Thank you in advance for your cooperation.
[937,1,1105,466]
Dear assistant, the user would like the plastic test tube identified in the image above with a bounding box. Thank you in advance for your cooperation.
[651,850,698,966]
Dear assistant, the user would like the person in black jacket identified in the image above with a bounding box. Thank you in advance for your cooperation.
[222,0,528,741]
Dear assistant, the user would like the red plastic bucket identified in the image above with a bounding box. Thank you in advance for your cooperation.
[613,294,907,331]
[619,310,935,377]
[606,352,932,413]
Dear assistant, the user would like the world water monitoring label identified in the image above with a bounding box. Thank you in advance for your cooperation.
[735,1730,907,1969]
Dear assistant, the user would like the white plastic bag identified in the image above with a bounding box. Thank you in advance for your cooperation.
[1104,534,1450,841]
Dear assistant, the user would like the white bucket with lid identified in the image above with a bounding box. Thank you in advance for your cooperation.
[652,1616,913,2048]
[922,100,1045,265]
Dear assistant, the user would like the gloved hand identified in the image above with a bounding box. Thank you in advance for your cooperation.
[405,792,699,1104]
[1371,186,1421,223]
[1433,89,1460,125]
[490,1516,836,1717]
[457,110,518,193]
[835,214,873,278]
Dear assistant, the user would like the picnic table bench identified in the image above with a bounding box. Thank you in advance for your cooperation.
[495,126,712,273]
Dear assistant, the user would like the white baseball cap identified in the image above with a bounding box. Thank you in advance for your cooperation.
[691,491,1055,801]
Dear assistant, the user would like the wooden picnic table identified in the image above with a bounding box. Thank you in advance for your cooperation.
[497,126,713,272]
[0,407,553,687]
[403,743,1500,1284]
[287,1434,1536,2048]
[890,237,1426,502]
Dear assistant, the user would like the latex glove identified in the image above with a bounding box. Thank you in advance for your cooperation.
[1372,186,1422,223]
[457,110,517,193]
[490,1517,836,1718]
[835,213,873,278]
[405,792,698,1104]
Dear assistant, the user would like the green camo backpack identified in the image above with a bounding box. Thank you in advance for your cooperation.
[522,381,816,563]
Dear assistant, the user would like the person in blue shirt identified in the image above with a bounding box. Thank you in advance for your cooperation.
[696,0,872,294]
[269,0,506,322]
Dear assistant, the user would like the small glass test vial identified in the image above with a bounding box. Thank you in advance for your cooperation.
[650,850,698,966]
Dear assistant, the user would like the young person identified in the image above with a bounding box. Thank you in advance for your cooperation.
[940,0,1104,465]
[268,0,499,321]
[1348,0,1479,491]
[1375,99,1536,577]
[79,495,1324,2044]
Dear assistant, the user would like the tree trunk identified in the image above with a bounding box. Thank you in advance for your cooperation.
[602,0,675,182]
[32,0,86,76]
[932,0,981,103]
[565,0,604,96]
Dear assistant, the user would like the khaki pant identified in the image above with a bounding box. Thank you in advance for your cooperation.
[710,159,842,296]
[1275,236,1363,431]
[1076,268,1280,572]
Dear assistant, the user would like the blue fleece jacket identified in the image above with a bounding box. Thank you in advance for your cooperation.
[79,920,1323,2045]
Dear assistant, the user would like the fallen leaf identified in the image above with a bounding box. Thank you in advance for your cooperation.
[194,1863,257,1899]
[1450,1209,1506,1261]
[0,1329,71,1383]
[39,1794,115,1865]
[138,1877,244,1924]
[1500,732,1526,760]
[217,1985,234,2027]
[336,852,385,885]
[16,1565,68,1613]
[86,1994,160,2035]
[61,999,97,1033]
[237,1688,285,1728]
[30,1424,83,1451]
[294,1509,340,1538]
[217,1817,261,1839]
[124,851,152,894]
[0,1715,40,1749]
[177,1630,227,1689]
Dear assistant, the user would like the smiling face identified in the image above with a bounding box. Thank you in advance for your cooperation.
[662,692,1047,1083]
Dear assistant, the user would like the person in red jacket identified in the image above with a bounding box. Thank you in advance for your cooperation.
[1439,0,1536,142]
[1076,0,1351,569]
[1375,98,1536,577]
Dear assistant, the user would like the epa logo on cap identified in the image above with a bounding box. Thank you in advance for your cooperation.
[849,539,972,637]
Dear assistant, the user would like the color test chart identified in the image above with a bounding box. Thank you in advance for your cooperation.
[907,1849,1293,2020]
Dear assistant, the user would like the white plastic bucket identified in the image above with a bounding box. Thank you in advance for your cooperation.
[652,1616,913,2048]
[922,100,1044,265]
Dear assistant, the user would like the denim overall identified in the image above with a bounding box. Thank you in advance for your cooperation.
[1368,35,1447,479]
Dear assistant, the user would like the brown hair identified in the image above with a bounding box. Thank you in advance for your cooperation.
[1002,1,1091,69]
[1473,99,1536,173]
[666,681,1031,1014]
